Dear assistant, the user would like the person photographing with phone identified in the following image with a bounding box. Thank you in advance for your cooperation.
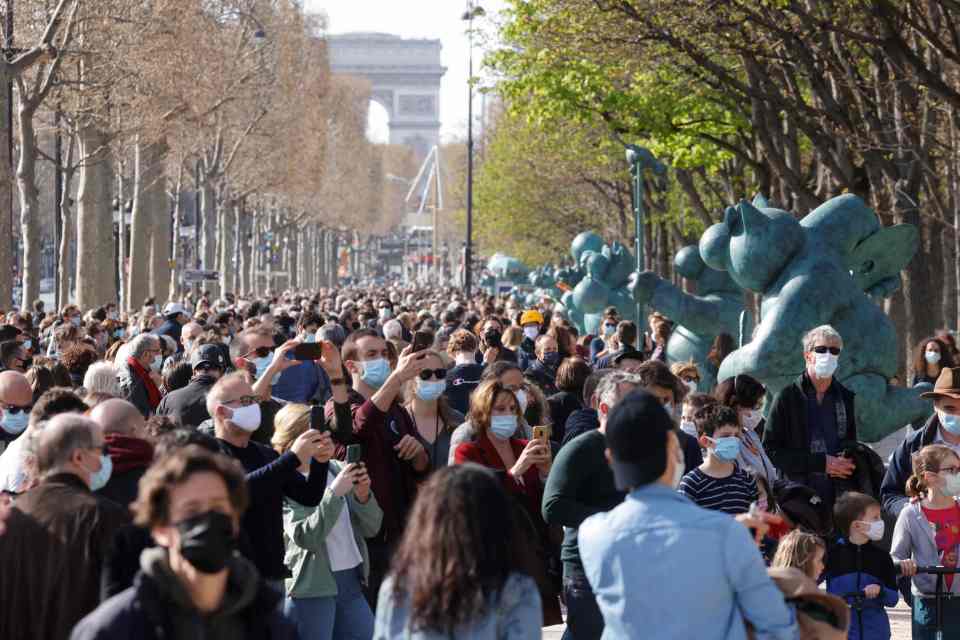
[402,349,464,471]
[272,405,383,640]
[330,329,431,608]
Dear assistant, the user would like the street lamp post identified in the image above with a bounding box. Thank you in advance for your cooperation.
[625,144,668,324]
[461,1,484,298]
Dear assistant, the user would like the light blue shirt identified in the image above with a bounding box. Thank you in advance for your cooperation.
[373,572,542,639]
[579,483,798,640]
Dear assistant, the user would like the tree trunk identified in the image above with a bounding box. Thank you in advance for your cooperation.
[15,101,41,308]
[200,177,216,273]
[75,123,115,308]
[127,140,152,311]
[218,201,235,296]
[168,163,183,299]
[232,201,241,294]
[147,142,170,302]
[0,74,11,309]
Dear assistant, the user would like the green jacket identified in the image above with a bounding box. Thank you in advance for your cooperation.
[282,460,383,599]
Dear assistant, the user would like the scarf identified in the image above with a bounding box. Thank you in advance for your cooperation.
[105,433,155,473]
[127,355,162,408]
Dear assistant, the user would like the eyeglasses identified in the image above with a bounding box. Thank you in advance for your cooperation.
[243,346,272,359]
[89,443,109,456]
[1,403,32,414]
[812,346,841,355]
[419,368,447,381]
[223,395,259,407]
[939,466,960,475]
[681,376,700,384]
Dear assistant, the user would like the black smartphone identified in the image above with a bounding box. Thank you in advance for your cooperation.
[293,342,323,361]
[309,405,327,432]
[411,330,432,353]
[346,444,363,464]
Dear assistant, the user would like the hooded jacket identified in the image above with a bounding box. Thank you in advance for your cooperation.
[71,548,297,640]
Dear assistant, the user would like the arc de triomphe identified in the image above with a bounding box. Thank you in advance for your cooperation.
[327,33,446,160]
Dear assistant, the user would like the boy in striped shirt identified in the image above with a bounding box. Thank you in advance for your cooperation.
[678,404,758,515]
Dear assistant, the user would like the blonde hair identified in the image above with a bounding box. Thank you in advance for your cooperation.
[271,403,313,455]
[906,444,960,497]
[771,530,825,579]
[502,326,523,350]
[670,360,699,380]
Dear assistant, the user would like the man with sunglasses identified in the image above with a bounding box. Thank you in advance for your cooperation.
[764,325,858,510]
[0,371,32,454]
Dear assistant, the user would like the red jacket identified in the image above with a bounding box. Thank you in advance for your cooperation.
[454,433,544,513]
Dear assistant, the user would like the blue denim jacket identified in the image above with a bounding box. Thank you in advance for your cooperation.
[579,483,798,640]
[373,572,542,639]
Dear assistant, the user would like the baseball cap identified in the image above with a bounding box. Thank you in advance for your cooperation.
[605,388,675,491]
[520,309,544,326]
[163,302,187,317]
[190,344,226,370]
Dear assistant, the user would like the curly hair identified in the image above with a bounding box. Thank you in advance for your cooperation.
[390,465,517,633]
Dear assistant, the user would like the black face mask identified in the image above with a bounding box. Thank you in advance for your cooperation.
[175,510,236,574]
[484,329,502,348]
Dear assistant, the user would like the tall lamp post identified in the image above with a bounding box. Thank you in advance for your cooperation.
[461,1,484,298]
[625,144,668,324]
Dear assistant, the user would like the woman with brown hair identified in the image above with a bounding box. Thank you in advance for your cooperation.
[401,349,464,470]
[911,336,956,386]
[373,465,542,638]
[893,444,960,637]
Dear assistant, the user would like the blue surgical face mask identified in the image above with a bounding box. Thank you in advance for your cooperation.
[1,409,29,435]
[490,414,517,440]
[151,354,163,372]
[603,324,616,337]
[940,411,960,436]
[360,358,391,389]
[415,380,445,402]
[710,436,741,462]
[22,339,31,351]
[89,454,113,491]
[303,332,317,343]
[114,328,125,339]
[253,354,273,379]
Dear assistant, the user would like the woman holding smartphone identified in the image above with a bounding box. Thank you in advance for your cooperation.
[402,349,464,471]
[272,404,384,640]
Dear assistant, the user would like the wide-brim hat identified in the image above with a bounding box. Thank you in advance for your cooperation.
[920,367,960,400]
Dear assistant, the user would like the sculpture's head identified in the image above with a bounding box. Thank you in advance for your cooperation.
[700,200,804,293]
[571,231,605,264]
[675,244,741,296]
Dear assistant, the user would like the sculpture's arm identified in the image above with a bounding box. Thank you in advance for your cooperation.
[631,271,736,336]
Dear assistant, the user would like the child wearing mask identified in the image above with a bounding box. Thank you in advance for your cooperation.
[893,444,960,638]
[771,530,826,580]
[678,404,758,515]
[825,492,898,640]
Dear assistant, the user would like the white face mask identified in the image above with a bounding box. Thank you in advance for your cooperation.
[741,409,763,431]
[812,352,838,379]
[228,403,261,432]
[680,419,698,438]
[684,379,698,394]
[523,326,539,341]
[926,350,942,365]
[858,519,885,542]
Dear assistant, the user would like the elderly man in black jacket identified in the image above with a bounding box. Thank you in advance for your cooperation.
[0,413,129,640]
[763,325,857,511]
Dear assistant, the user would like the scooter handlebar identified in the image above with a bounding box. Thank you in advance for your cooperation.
[916,566,960,575]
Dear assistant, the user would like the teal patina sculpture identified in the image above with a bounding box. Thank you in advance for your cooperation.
[699,192,927,441]
[567,232,638,334]
[629,245,746,392]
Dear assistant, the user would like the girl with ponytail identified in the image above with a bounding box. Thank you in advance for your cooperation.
[892,444,960,638]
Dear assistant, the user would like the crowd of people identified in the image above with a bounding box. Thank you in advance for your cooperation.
[0,287,958,639]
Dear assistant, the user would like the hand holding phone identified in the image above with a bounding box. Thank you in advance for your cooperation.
[411,330,432,353]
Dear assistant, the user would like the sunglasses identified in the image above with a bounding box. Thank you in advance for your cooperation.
[1,403,32,415]
[243,346,273,359]
[223,395,259,407]
[419,368,447,381]
[812,346,841,355]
